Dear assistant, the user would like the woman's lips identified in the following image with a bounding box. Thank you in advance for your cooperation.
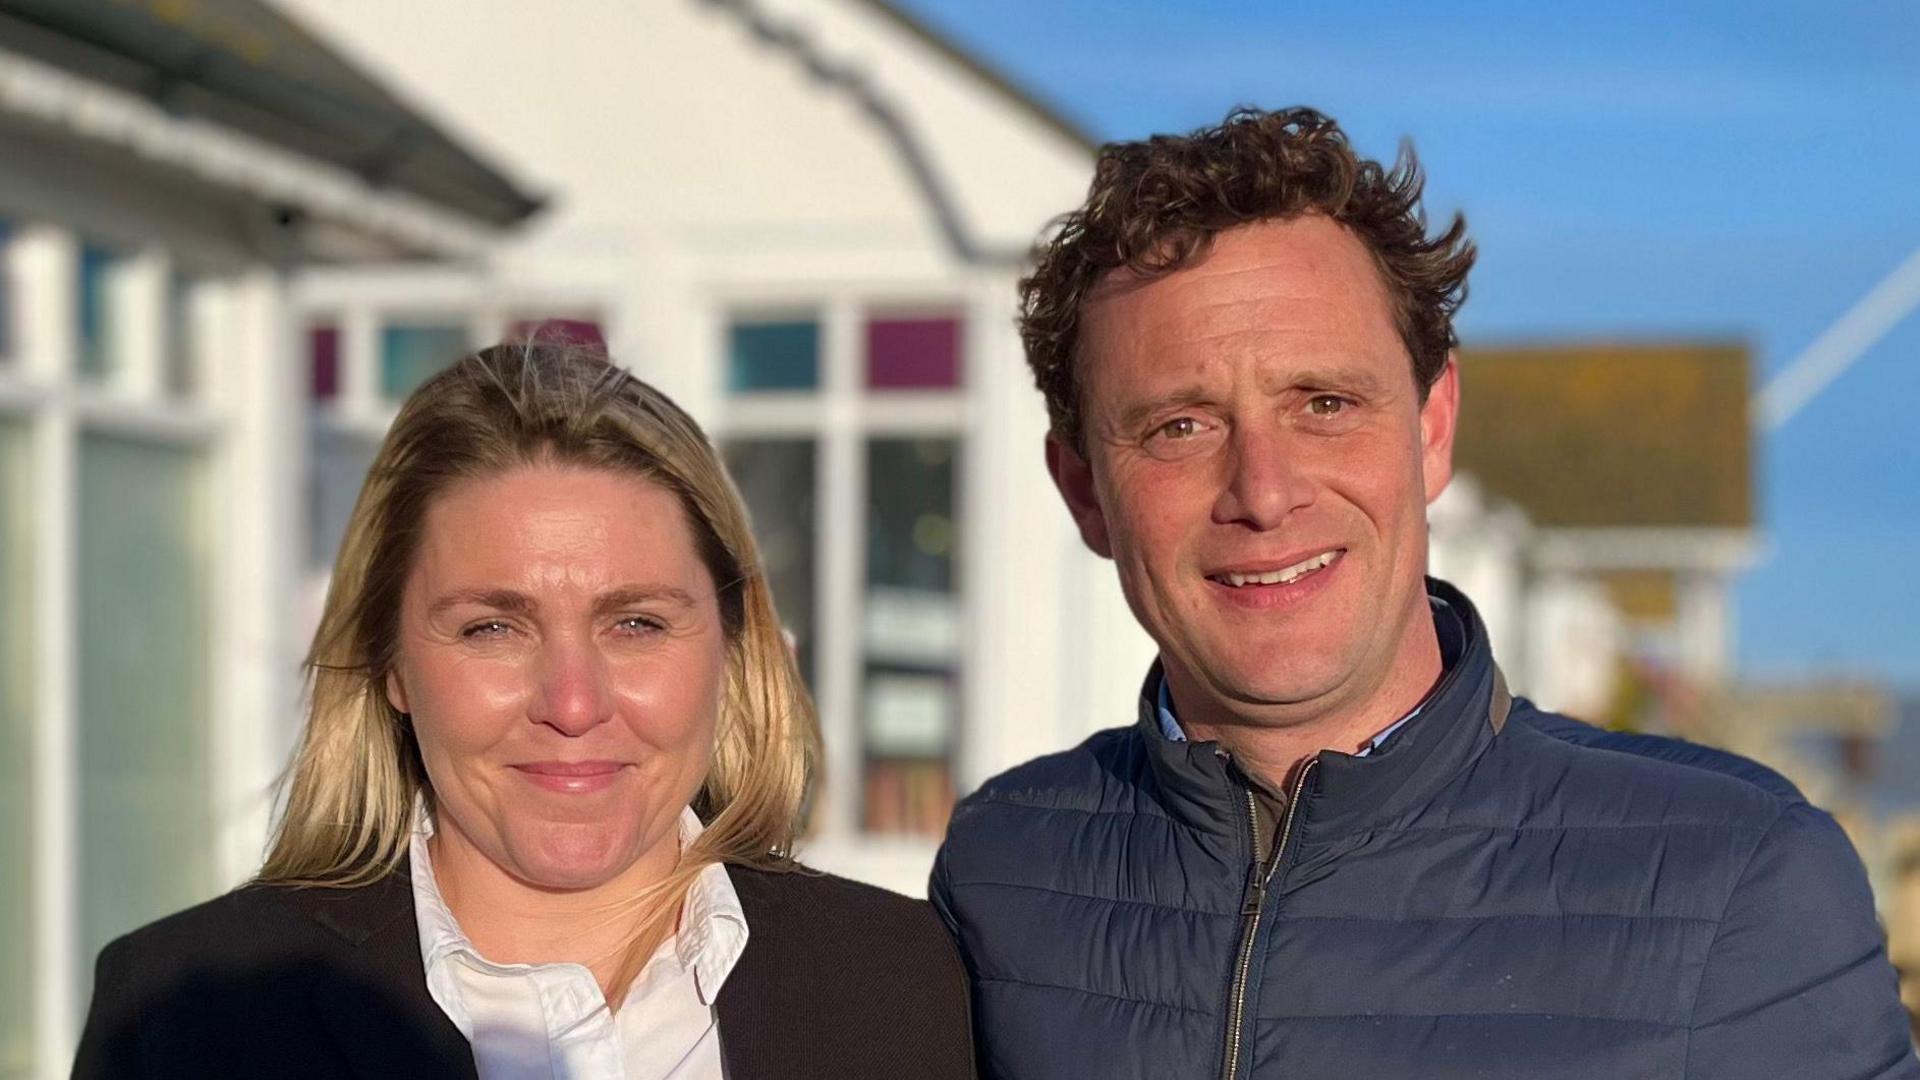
[509,761,628,794]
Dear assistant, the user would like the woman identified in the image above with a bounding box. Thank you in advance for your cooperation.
[73,345,975,1079]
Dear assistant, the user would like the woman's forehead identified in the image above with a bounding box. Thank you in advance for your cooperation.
[410,464,713,598]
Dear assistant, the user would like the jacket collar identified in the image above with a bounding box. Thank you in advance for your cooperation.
[275,858,479,1080]
[1138,577,1512,840]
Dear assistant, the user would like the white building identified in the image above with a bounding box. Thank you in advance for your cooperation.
[1,3,1768,1074]
[272,0,1144,893]
[0,4,537,1075]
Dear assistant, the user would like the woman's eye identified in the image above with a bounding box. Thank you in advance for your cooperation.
[614,615,665,635]
[461,620,512,639]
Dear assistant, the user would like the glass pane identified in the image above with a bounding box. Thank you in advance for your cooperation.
[380,323,467,401]
[866,316,961,390]
[77,245,125,381]
[78,434,213,984]
[308,325,340,403]
[723,440,817,689]
[308,424,380,573]
[861,437,959,835]
[506,316,605,351]
[0,420,33,1077]
[0,220,14,363]
[728,320,818,392]
[165,274,199,399]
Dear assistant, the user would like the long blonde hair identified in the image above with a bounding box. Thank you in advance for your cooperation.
[262,344,819,989]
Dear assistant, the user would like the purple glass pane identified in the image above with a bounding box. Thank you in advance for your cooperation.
[866,317,960,390]
[309,326,339,401]
[507,318,606,351]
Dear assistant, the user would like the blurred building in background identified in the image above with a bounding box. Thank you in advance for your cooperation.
[0,1,538,1075]
[4,1,1919,1075]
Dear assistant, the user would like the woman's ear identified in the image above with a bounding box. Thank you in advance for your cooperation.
[385,667,411,715]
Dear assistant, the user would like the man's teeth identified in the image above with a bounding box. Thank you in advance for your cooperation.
[1221,550,1338,588]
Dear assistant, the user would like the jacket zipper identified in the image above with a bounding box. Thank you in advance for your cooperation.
[1220,757,1317,1080]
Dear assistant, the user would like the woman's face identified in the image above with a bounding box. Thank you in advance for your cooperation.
[386,463,727,891]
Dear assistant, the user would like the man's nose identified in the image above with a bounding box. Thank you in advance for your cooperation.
[1212,422,1313,530]
[529,636,615,736]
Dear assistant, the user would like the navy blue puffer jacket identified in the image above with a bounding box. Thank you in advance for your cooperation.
[932,581,1918,1079]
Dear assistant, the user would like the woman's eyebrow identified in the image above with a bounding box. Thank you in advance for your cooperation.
[426,585,699,619]
[426,588,535,618]
[593,585,698,615]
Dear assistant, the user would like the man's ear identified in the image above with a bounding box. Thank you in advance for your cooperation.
[385,667,411,716]
[1045,431,1114,558]
[1420,353,1461,505]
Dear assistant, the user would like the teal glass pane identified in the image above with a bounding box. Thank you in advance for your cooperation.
[77,245,122,380]
[728,320,819,392]
[0,420,32,1077]
[77,434,212,991]
[380,324,467,401]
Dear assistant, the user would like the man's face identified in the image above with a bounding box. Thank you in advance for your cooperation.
[1050,214,1458,723]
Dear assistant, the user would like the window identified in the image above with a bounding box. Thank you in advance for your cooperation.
[308,324,341,404]
[380,322,468,402]
[0,420,32,1077]
[77,244,127,380]
[506,316,605,351]
[866,316,961,390]
[723,304,968,840]
[861,438,959,834]
[723,439,818,687]
[0,220,15,364]
[165,273,201,399]
[77,434,213,978]
[729,319,819,392]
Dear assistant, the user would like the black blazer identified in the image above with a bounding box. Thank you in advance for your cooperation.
[72,859,974,1079]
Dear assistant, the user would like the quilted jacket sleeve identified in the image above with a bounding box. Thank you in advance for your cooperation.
[1687,801,1920,1079]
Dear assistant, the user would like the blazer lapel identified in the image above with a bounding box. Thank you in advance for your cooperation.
[714,866,794,1080]
[285,861,479,1080]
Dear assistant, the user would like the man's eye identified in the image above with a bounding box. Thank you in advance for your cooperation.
[1307,395,1348,416]
[1156,416,1203,440]
[461,620,511,639]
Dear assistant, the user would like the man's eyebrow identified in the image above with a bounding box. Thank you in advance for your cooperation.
[1113,386,1211,433]
[1287,366,1392,395]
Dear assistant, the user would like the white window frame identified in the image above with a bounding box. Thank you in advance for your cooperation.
[714,288,973,851]
[0,222,291,1080]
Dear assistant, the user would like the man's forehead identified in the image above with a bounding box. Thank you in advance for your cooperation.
[1078,220,1402,377]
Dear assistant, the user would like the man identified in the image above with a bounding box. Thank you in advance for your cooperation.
[931,106,1918,1079]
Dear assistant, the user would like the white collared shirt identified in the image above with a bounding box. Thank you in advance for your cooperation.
[410,805,748,1080]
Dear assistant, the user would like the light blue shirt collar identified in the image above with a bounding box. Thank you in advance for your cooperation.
[1154,676,1419,757]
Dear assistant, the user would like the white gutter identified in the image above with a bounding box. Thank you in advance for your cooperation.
[0,43,494,259]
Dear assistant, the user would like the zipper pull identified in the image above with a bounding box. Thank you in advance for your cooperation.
[1240,862,1268,916]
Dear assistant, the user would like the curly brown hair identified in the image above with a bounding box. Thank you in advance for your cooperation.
[1020,106,1476,448]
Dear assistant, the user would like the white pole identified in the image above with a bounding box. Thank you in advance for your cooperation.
[1754,244,1920,432]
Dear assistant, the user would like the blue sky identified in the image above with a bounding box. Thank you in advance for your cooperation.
[896,0,1920,691]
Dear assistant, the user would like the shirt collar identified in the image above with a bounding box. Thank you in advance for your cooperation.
[409,801,749,1006]
[1153,595,1461,756]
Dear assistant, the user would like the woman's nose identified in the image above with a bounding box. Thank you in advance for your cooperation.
[528,638,614,736]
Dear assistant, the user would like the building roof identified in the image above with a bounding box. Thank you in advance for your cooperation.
[853,0,1098,154]
[1453,342,1754,529]
[0,0,542,228]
